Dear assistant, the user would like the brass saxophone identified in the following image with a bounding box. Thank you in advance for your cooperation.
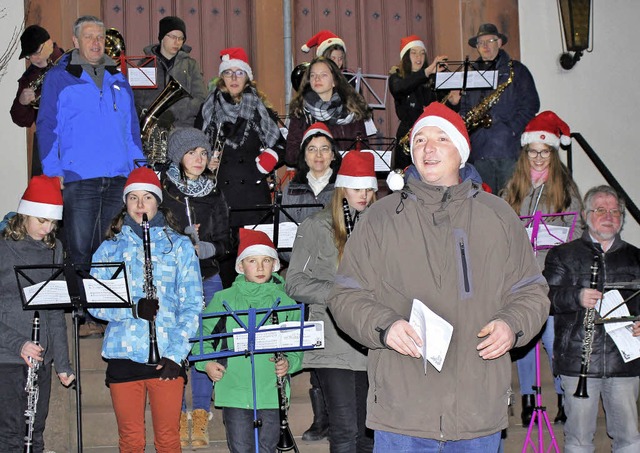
[574,255,600,398]
[24,312,41,452]
[142,214,161,366]
[463,60,514,133]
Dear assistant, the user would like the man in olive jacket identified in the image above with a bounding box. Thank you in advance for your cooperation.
[327,102,550,450]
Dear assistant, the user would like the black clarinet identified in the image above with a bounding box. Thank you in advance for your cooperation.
[574,255,599,398]
[142,214,161,366]
[342,198,354,239]
[24,312,41,453]
[271,311,299,453]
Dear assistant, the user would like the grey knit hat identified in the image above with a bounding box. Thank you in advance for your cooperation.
[167,128,212,164]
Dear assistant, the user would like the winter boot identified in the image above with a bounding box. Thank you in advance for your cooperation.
[179,411,190,448]
[191,409,212,448]
[302,387,329,441]
[521,394,535,427]
[554,394,567,424]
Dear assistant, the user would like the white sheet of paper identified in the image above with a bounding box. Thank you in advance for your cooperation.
[22,281,71,306]
[599,290,640,362]
[249,223,299,249]
[526,225,570,247]
[128,67,157,87]
[83,278,128,304]
[342,150,391,172]
[409,299,453,373]
[232,321,324,352]
[364,118,377,136]
[435,70,498,90]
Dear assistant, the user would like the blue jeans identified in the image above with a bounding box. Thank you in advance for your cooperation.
[561,375,640,453]
[62,177,126,265]
[472,158,516,194]
[373,430,500,453]
[183,273,223,412]
[222,407,279,453]
[516,317,563,395]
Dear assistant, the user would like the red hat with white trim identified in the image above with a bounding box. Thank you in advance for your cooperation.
[235,228,280,273]
[521,111,571,148]
[301,30,346,57]
[400,35,426,60]
[335,150,378,191]
[301,122,334,149]
[219,47,253,81]
[123,167,163,203]
[410,102,470,168]
[17,175,63,220]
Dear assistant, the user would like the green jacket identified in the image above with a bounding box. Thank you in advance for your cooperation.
[194,274,303,409]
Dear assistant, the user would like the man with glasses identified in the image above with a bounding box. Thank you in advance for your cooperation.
[134,16,206,134]
[450,23,540,193]
[544,185,640,452]
[11,25,64,176]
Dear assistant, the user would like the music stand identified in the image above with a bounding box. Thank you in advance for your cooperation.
[189,299,322,453]
[434,56,499,94]
[15,260,132,453]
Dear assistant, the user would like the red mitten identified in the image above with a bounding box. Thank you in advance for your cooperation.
[255,148,279,174]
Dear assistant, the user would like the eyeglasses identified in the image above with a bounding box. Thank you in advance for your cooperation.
[305,146,332,155]
[166,34,185,43]
[221,69,247,79]
[476,38,500,47]
[527,149,551,159]
[587,208,623,218]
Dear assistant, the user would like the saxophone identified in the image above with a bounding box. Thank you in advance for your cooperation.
[574,255,600,398]
[24,312,41,452]
[463,60,514,133]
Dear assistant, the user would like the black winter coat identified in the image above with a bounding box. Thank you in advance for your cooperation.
[389,69,437,143]
[544,232,640,378]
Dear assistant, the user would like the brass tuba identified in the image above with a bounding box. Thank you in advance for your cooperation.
[105,28,126,62]
[140,77,192,168]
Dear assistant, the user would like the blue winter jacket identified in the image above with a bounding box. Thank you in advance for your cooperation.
[89,224,203,365]
[36,51,144,183]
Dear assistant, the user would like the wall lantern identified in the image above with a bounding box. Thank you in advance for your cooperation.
[558,0,593,70]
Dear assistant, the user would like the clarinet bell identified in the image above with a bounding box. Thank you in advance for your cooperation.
[573,376,589,399]
[277,425,298,451]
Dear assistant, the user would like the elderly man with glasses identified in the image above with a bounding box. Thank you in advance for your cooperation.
[544,185,640,453]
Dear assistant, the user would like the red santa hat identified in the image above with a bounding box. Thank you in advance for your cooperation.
[521,111,571,148]
[235,228,280,273]
[123,167,163,203]
[400,35,426,60]
[301,122,334,148]
[17,175,63,220]
[335,150,378,191]
[410,102,470,168]
[219,47,253,81]
[301,30,346,57]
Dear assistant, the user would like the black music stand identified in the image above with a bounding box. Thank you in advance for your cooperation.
[434,56,499,94]
[15,260,132,453]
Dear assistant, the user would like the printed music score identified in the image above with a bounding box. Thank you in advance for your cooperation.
[600,290,640,363]
[22,281,71,305]
[409,299,453,374]
[232,321,325,352]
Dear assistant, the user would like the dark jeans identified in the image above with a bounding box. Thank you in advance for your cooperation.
[316,368,373,453]
[472,157,516,194]
[0,363,52,453]
[222,407,280,453]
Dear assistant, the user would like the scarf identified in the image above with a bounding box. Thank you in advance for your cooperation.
[307,168,333,196]
[166,163,214,197]
[123,211,166,239]
[530,168,549,187]
[303,91,356,125]
[201,86,281,150]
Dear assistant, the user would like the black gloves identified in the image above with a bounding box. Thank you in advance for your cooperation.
[157,357,181,380]
[137,298,159,321]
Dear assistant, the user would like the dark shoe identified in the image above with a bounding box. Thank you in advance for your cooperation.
[554,394,567,424]
[302,388,329,441]
[78,321,105,338]
[521,394,535,427]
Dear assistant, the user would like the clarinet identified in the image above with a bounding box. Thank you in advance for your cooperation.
[574,255,600,399]
[271,311,299,453]
[342,198,354,239]
[24,311,41,453]
[142,214,161,366]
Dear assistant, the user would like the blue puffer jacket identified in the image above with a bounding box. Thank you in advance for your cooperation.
[36,51,144,183]
[89,224,203,365]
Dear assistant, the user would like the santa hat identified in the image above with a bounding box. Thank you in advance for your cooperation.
[235,228,280,273]
[219,47,253,81]
[301,30,346,57]
[301,122,334,149]
[123,167,163,203]
[400,35,426,60]
[521,111,571,148]
[335,150,378,191]
[17,175,63,220]
[410,102,470,168]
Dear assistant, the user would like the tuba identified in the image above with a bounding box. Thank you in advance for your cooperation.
[105,28,126,62]
[140,77,192,168]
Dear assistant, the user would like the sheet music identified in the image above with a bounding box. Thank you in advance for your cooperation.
[342,150,392,172]
[600,290,640,362]
[408,299,454,373]
[22,281,71,305]
[232,321,325,352]
[250,223,299,249]
[128,67,156,87]
[435,70,497,90]
[526,225,571,247]
[82,278,128,304]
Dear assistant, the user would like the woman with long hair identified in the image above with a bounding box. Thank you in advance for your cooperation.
[286,150,378,452]
[501,111,583,427]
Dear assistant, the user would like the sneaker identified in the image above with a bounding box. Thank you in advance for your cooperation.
[191,409,212,448]
[180,411,190,448]
[78,321,105,338]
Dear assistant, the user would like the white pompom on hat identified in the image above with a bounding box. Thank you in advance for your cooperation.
[235,228,280,274]
[410,102,471,169]
[17,175,63,220]
[521,110,571,148]
[219,47,253,81]
[400,35,426,60]
[335,150,378,191]
[301,30,346,57]
[301,122,334,149]
[123,167,163,203]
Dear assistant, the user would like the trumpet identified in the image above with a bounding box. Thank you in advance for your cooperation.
[574,255,600,398]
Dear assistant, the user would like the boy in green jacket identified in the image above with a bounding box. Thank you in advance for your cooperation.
[195,228,302,453]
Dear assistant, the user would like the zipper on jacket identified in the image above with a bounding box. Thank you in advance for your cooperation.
[459,240,470,293]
